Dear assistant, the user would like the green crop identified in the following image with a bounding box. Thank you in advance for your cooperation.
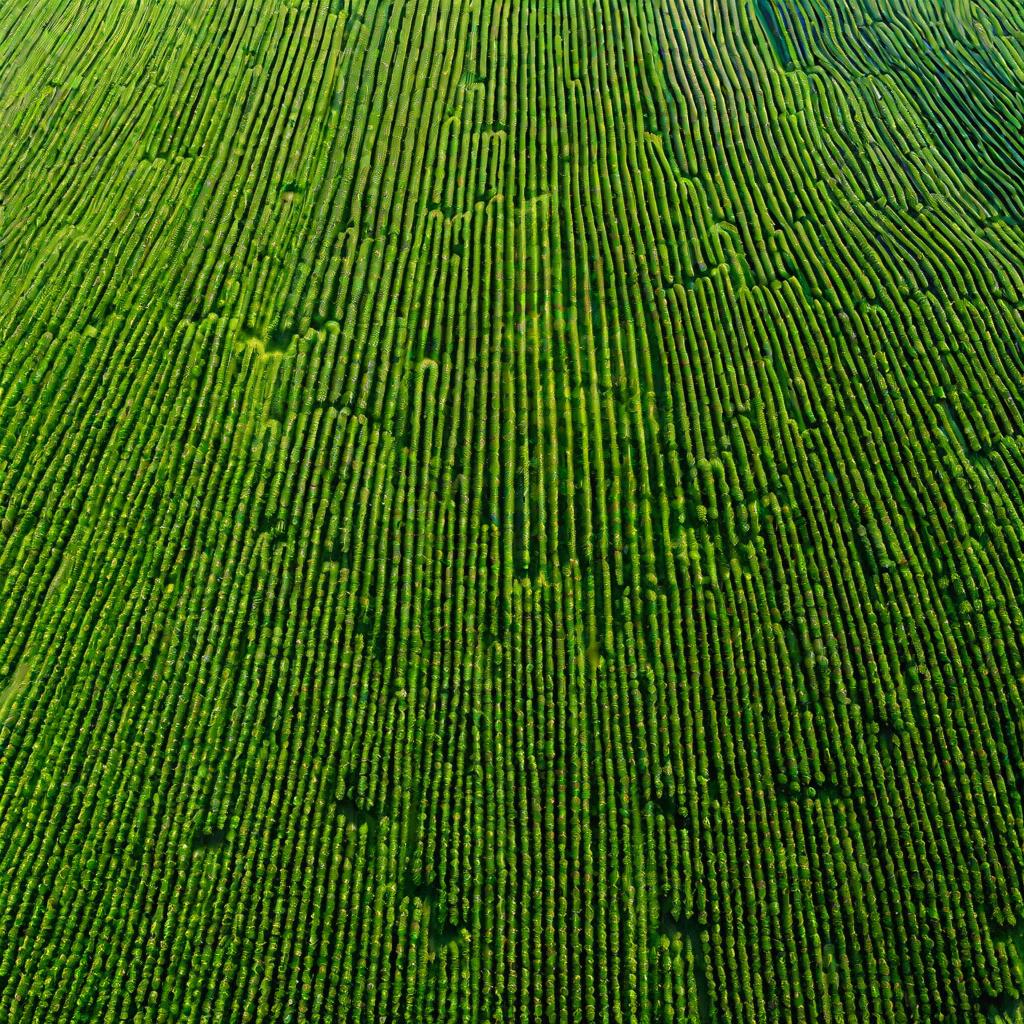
[1,0,1024,1021]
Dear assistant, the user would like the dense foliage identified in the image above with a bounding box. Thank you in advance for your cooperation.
[1,0,1023,1020]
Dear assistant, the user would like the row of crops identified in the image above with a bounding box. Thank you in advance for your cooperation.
[0,0,1023,1020]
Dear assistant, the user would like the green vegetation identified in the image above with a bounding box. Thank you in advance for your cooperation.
[1,0,1023,1020]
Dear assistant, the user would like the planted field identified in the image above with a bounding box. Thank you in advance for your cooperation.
[1,0,1024,1020]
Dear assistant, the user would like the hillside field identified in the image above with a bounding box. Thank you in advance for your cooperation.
[1,0,1024,1020]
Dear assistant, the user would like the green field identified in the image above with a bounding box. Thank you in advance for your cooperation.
[1,0,1024,1020]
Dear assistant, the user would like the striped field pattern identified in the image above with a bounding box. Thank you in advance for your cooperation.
[1,0,1024,1020]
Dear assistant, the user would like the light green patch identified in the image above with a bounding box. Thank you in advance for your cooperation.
[0,659,31,720]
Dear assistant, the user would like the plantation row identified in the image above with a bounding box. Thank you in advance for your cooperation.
[0,0,1023,1020]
